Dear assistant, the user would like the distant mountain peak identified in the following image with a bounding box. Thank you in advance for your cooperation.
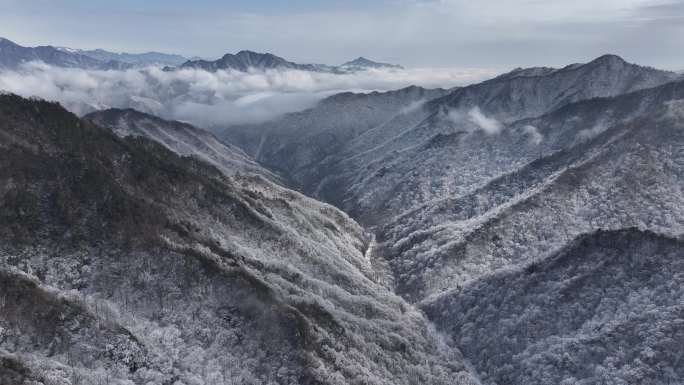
[341,56,403,70]
[234,50,271,56]
[580,54,678,76]
[491,54,672,86]
[584,54,632,69]
[177,51,404,73]
[179,50,317,72]
[347,57,374,65]
[591,53,627,64]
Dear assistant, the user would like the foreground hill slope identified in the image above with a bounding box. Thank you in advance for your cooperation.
[84,108,282,182]
[424,229,684,385]
[0,94,476,385]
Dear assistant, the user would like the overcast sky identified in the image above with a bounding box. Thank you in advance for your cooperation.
[0,0,682,70]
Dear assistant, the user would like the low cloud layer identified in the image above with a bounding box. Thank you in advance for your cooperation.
[0,62,496,128]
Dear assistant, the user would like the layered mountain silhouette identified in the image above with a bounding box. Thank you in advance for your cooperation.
[58,48,188,67]
[221,54,679,224]
[177,50,402,73]
[0,37,403,74]
[0,37,189,70]
[0,37,130,70]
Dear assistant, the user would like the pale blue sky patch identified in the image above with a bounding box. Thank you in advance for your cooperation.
[0,0,682,69]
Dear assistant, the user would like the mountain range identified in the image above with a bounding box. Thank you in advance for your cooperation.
[57,47,189,67]
[1,48,683,385]
[176,51,403,73]
[0,37,191,70]
[0,38,402,73]
[220,54,679,223]
[0,37,130,70]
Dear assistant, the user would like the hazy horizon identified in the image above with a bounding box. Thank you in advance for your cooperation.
[1,0,683,71]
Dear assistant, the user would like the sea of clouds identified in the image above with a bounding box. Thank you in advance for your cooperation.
[0,62,497,129]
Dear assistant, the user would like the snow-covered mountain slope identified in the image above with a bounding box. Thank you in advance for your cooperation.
[218,56,684,385]
[423,228,684,385]
[220,85,453,192]
[220,55,679,226]
[84,108,282,182]
[0,37,129,70]
[379,79,684,302]
[429,54,678,122]
[0,94,478,385]
[0,38,187,69]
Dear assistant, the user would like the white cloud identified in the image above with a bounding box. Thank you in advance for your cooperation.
[467,107,502,135]
[444,106,503,135]
[523,125,543,145]
[0,62,496,127]
[578,123,608,140]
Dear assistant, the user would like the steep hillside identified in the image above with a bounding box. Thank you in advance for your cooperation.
[424,229,684,385]
[379,80,684,302]
[84,108,282,182]
[220,85,452,192]
[432,54,678,122]
[220,55,678,225]
[214,57,684,385]
[0,94,477,385]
